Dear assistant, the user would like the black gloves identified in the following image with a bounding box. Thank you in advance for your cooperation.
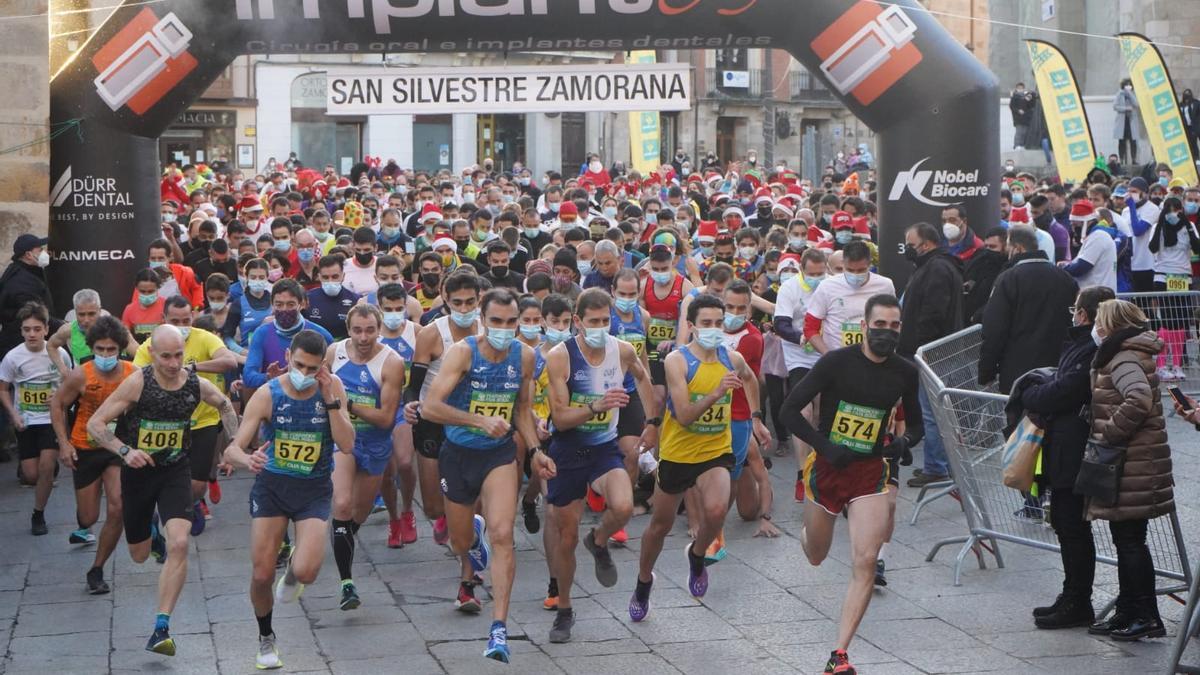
[883,435,913,466]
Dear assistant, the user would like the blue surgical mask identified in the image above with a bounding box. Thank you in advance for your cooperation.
[723,313,746,332]
[149,260,167,270]
[835,231,853,245]
[382,311,404,330]
[208,300,226,311]
[322,281,343,297]
[138,292,158,307]
[519,324,542,340]
[524,227,541,239]
[603,206,618,219]
[549,202,561,213]
[487,327,516,351]
[696,327,724,350]
[780,272,797,284]
[1091,325,1104,346]
[545,327,572,344]
[274,239,292,252]
[1159,176,1170,187]
[788,237,806,249]
[381,226,400,239]
[578,260,593,276]
[298,248,316,263]
[699,245,714,257]
[845,272,869,289]
[583,326,608,349]
[645,213,658,225]
[615,297,639,314]
[651,271,673,285]
[1186,201,1200,216]
[1167,212,1182,226]
[451,309,479,328]
[93,354,119,372]
[289,368,316,391]
[248,279,269,294]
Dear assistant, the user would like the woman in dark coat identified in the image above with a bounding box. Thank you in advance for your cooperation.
[1087,299,1174,641]
[1020,286,1115,630]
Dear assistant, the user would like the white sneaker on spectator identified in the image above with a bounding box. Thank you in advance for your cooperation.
[1172,366,1186,381]
[1157,367,1173,382]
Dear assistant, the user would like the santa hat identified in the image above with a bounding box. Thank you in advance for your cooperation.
[778,254,803,271]
[239,196,263,213]
[559,202,579,218]
[420,203,444,223]
[807,224,832,244]
[710,193,730,207]
[772,203,795,219]
[722,206,746,220]
[754,187,773,203]
[335,177,352,192]
[432,237,457,252]
[1009,204,1030,224]
[831,211,854,230]
[696,221,719,241]
[852,216,872,236]
[787,184,807,198]
[1069,199,1096,223]
[686,174,704,185]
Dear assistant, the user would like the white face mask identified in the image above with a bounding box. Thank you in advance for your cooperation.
[35,250,50,268]
[942,223,962,242]
[1091,325,1104,346]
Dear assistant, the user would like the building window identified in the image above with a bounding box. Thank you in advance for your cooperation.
[290,73,363,172]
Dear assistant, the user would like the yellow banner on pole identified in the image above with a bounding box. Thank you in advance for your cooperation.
[1118,33,1199,185]
[1025,40,1096,184]
[628,50,661,176]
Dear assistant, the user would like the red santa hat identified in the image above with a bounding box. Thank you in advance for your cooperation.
[831,211,855,230]
[696,220,719,241]
[778,254,803,271]
[1069,199,1096,222]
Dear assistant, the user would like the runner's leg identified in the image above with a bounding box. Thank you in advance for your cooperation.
[838,493,891,649]
[157,518,191,614]
[416,454,444,520]
[381,459,399,521]
[691,467,731,555]
[480,462,519,622]
[393,425,417,513]
[801,500,837,566]
[250,517,289,621]
[637,486,684,582]
[93,466,124,570]
[735,440,771,520]
[549,500,584,609]
[592,467,634,542]
[34,447,57,511]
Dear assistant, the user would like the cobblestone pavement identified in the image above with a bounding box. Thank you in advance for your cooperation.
[1,416,1199,674]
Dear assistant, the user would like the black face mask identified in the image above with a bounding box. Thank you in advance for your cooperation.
[455,239,469,252]
[757,207,771,217]
[1034,211,1052,229]
[716,256,734,265]
[355,251,374,265]
[491,265,509,278]
[866,328,900,357]
[421,273,441,289]
[903,244,919,263]
[1151,196,1163,206]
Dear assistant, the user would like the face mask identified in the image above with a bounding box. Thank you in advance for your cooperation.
[821,213,832,224]
[289,368,316,391]
[33,249,50,268]
[268,268,284,282]
[322,281,343,297]
[589,162,603,173]
[645,213,658,225]
[381,226,400,239]
[162,213,177,223]
[1034,212,1052,228]
[524,227,541,239]
[274,239,292,252]
[455,239,470,252]
[93,354,119,372]
[138,292,158,307]
[549,202,561,213]
[274,308,300,331]
[1091,325,1103,346]
[518,177,531,187]
[603,206,618,219]
[845,272,868,288]
[209,300,227,311]
[578,261,593,276]
[1011,192,1026,206]
[248,279,269,294]
[723,313,746,332]
[677,219,691,230]
[149,260,167,270]
[487,327,516,351]
[1187,202,1200,216]
[355,251,374,265]
[835,231,853,245]
[298,248,316,264]
[421,273,441,288]
[313,230,332,243]
[651,271,673,285]
[804,274,825,290]
[1167,212,1182,226]
[583,326,608,349]
[777,272,796,285]
[1159,176,1170,188]
[738,246,757,259]
[462,192,476,203]
[866,328,900,357]
[1124,85,1133,92]
[615,297,639,314]
[519,324,542,340]
[545,327,572,344]
[382,311,405,330]
[788,237,806,249]
[695,327,724,350]
[473,229,490,243]
[943,224,962,241]
[765,271,779,283]
[698,245,714,257]
[178,327,192,341]
[451,308,479,328]
[904,244,920,262]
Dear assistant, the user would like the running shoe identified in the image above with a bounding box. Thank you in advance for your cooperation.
[146,627,175,656]
[69,528,95,545]
[275,542,293,569]
[548,608,575,644]
[543,579,559,611]
[399,511,418,544]
[150,521,167,564]
[455,581,482,613]
[522,499,540,534]
[190,501,206,536]
[86,567,110,595]
[30,511,47,536]
[371,494,386,514]
[795,479,805,503]
[610,528,628,545]
[1173,366,1187,381]
[583,528,618,587]
[274,563,304,604]
[685,542,709,598]
[387,519,403,549]
[1157,367,1175,383]
[586,485,606,513]
[256,632,282,670]
[823,649,856,674]
[704,530,727,566]
[628,572,655,622]
[467,515,491,573]
[198,499,212,521]
[432,515,450,546]
[208,479,222,504]
[874,559,888,587]
[483,622,510,663]
[339,581,361,611]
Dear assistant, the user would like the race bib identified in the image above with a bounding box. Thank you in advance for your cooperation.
[589,220,608,238]
[616,331,647,357]
[829,401,886,454]
[687,392,731,435]
[347,391,378,431]
[17,382,52,414]
[137,419,187,458]
[570,392,613,433]
[468,390,516,436]
[134,322,159,337]
[1166,274,1190,293]
[840,321,864,347]
[647,318,676,344]
[273,429,322,475]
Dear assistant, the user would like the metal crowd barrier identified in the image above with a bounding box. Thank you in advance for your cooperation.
[914,325,1192,620]
[1170,565,1200,673]
[1119,291,1200,396]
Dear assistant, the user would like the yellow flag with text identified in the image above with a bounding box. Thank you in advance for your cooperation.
[1025,40,1096,184]
[1118,33,1198,185]
[628,50,661,175]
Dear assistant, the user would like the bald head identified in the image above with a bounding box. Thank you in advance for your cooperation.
[294,228,316,247]
[149,324,185,377]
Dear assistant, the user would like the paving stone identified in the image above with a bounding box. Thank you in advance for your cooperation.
[404,600,528,641]
[313,622,429,659]
[330,656,445,674]
[213,618,327,672]
[556,652,681,675]
[429,639,562,674]
[620,606,742,644]
[652,638,794,674]
[13,599,111,636]
[109,631,218,673]
[976,629,1130,659]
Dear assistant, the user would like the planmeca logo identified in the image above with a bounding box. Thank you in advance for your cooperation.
[887,157,989,207]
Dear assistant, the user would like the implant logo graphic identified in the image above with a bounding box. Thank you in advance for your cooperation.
[92,9,196,113]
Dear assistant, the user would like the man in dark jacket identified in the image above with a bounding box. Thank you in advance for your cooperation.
[900,223,965,487]
[1009,83,1033,149]
[0,234,54,356]
[979,225,1078,392]
[1018,285,1114,629]
[963,227,1009,324]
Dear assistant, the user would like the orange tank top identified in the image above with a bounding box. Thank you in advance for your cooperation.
[71,360,136,449]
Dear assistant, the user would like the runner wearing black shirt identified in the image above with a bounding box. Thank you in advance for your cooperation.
[782,294,922,675]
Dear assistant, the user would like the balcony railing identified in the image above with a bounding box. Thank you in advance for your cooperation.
[790,70,836,102]
[704,68,764,99]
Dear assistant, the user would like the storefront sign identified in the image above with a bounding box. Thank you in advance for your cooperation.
[325,64,691,115]
[175,109,234,127]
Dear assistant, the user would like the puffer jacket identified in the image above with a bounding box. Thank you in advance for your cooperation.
[1087,329,1174,521]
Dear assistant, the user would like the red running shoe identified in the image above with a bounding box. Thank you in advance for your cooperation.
[823,649,856,674]
[610,528,629,545]
[795,479,806,503]
[387,519,403,549]
[198,499,212,521]
[455,581,481,613]
[208,480,221,504]
[400,511,418,544]
[586,485,606,513]
[433,515,450,545]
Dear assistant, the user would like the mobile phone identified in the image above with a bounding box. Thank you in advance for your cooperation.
[1168,386,1190,410]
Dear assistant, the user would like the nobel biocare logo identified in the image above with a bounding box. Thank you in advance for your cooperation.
[888,157,989,207]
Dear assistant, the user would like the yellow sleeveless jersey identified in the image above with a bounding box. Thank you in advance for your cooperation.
[659,345,734,464]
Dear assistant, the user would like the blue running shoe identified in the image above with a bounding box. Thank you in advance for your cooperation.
[372,493,386,514]
[628,572,655,622]
[467,515,491,573]
[150,520,167,564]
[146,626,175,656]
[685,542,709,598]
[69,528,95,545]
[190,502,206,536]
[483,621,510,663]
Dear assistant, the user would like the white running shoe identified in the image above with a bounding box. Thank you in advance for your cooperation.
[273,564,304,604]
[256,633,282,670]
